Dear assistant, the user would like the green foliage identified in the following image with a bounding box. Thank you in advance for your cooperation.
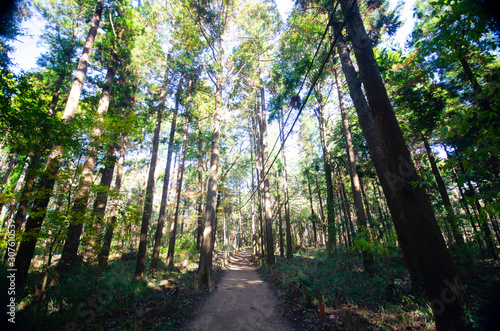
[264,247,434,328]
[0,72,75,155]
[175,233,199,263]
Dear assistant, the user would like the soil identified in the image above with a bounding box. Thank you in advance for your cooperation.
[183,248,294,331]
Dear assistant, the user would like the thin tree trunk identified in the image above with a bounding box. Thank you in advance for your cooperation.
[58,64,115,273]
[237,190,242,251]
[250,133,257,256]
[98,139,126,267]
[11,151,41,254]
[91,144,117,260]
[422,136,466,251]
[444,150,485,254]
[196,122,205,252]
[339,1,469,328]
[166,115,189,267]
[334,66,375,273]
[134,71,167,279]
[0,155,15,196]
[1,158,27,239]
[306,173,318,245]
[253,110,265,258]
[313,168,326,242]
[259,87,275,265]
[277,169,284,257]
[150,72,180,270]
[14,0,104,290]
[312,89,336,257]
[278,109,293,259]
[456,46,491,111]
[457,157,497,259]
[338,170,354,247]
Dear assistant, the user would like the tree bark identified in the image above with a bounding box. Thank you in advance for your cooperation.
[306,173,318,245]
[276,169,284,257]
[197,83,222,290]
[196,121,205,252]
[250,132,257,256]
[98,139,126,267]
[11,151,41,254]
[258,86,275,265]
[333,19,421,292]
[252,110,265,258]
[456,156,497,259]
[278,109,293,259]
[334,65,375,273]
[150,71,180,270]
[134,71,166,280]
[90,144,117,261]
[422,136,466,251]
[337,169,354,247]
[58,64,115,273]
[339,1,469,328]
[14,0,104,290]
[313,167,326,244]
[312,88,336,257]
[166,115,189,267]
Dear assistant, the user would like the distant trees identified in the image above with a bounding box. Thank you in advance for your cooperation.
[1,1,498,330]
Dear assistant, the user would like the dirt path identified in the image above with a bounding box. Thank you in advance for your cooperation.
[185,248,293,331]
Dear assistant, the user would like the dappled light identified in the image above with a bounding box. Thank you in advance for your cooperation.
[1,0,499,330]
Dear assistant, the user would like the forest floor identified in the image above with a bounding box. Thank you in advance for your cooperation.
[183,248,294,331]
[259,246,500,330]
[7,245,500,330]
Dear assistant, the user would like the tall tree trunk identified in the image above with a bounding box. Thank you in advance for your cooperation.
[306,173,318,245]
[11,151,41,254]
[276,169,284,257]
[456,46,491,111]
[166,115,189,266]
[278,109,293,259]
[1,158,27,237]
[312,89,336,257]
[360,178,379,240]
[422,136,466,252]
[253,111,265,258]
[334,66,375,273]
[197,82,222,290]
[91,144,117,260]
[339,1,469,328]
[456,156,497,259]
[237,190,242,250]
[333,20,421,293]
[150,72,180,270]
[98,139,126,267]
[133,71,167,280]
[338,169,354,247]
[258,87,275,265]
[0,155,15,196]
[444,148,485,254]
[58,65,115,273]
[196,122,205,252]
[313,168,326,244]
[14,0,104,290]
[250,132,257,256]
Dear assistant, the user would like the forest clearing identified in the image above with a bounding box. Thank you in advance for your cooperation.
[0,0,499,330]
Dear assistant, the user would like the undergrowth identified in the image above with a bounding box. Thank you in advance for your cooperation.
[3,237,222,331]
[260,246,500,330]
[260,247,435,330]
